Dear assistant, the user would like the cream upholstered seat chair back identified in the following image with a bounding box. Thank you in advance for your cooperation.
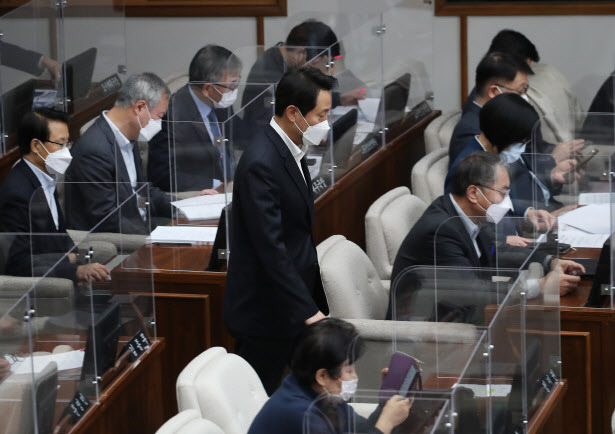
[427,153,449,202]
[366,187,427,280]
[165,71,190,94]
[317,236,388,320]
[156,410,225,434]
[176,347,268,434]
[411,148,448,204]
[424,111,461,154]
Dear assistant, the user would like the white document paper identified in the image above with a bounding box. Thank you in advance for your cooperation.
[578,192,615,205]
[461,383,511,398]
[557,231,609,248]
[147,226,218,245]
[7,350,84,375]
[557,204,611,235]
[358,98,380,122]
[307,154,323,179]
[171,193,232,221]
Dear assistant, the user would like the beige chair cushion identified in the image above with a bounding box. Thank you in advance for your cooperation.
[318,237,388,320]
[165,71,190,94]
[0,276,74,317]
[411,148,448,205]
[67,230,146,256]
[427,153,449,202]
[156,410,224,434]
[424,111,461,154]
[366,187,427,280]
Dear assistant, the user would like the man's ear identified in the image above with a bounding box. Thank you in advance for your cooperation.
[314,368,329,387]
[486,84,500,99]
[134,99,147,114]
[466,185,480,205]
[285,105,299,124]
[30,138,42,155]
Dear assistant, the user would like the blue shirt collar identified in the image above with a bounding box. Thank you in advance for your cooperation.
[188,85,213,122]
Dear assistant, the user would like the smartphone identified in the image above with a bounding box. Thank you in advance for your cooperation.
[380,352,422,401]
[575,148,599,172]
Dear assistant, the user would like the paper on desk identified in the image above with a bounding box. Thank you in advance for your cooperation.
[460,383,511,398]
[147,226,217,245]
[358,98,380,123]
[557,231,609,248]
[330,106,355,117]
[353,120,375,145]
[171,193,232,221]
[307,155,323,179]
[557,204,611,235]
[7,350,84,375]
[578,192,615,205]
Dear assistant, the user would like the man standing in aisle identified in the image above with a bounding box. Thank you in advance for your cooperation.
[224,66,333,394]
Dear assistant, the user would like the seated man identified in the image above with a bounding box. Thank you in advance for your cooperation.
[391,152,584,297]
[0,109,109,282]
[148,45,242,192]
[446,93,578,221]
[464,29,585,146]
[450,52,581,169]
[241,20,364,134]
[65,73,172,235]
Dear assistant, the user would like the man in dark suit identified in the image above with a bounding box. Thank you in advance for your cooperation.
[0,41,61,78]
[148,45,242,193]
[391,152,584,302]
[224,66,334,394]
[65,73,172,235]
[0,109,109,282]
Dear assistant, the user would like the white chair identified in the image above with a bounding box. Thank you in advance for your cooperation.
[424,111,461,154]
[176,347,268,434]
[156,410,224,434]
[427,152,449,202]
[316,235,479,391]
[365,187,427,280]
[612,408,615,434]
[411,148,448,205]
[165,71,189,94]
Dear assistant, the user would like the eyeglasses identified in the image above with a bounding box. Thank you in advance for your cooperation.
[213,78,241,91]
[495,83,530,95]
[45,139,73,149]
[478,185,510,198]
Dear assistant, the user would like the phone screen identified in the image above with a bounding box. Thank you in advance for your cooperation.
[398,365,418,397]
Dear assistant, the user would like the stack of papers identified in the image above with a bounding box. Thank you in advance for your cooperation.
[358,98,380,123]
[578,192,615,205]
[7,350,84,375]
[558,204,611,235]
[171,193,232,221]
[147,226,218,245]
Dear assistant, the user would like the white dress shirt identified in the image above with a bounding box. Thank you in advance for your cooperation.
[270,117,308,183]
[449,193,481,258]
[23,158,59,230]
[102,111,146,220]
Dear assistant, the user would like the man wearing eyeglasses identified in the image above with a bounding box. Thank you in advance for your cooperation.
[148,45,242,193]
[0,109,110,282]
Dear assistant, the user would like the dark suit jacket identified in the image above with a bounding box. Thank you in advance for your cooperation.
[248,374,381,434]
[0,41,45,76]
[224,124,328,339]
[148,85,226,191]
[0,159,77,279]
[64,116,171,235]
[389,195,549,321]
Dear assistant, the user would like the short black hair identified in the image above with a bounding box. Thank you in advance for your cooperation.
[189,44,242,83]
[489,29,540,64]
[475,52,532,97]
[18,108,70,156]
[290,318,364,388]
[285,20,340,61]
[450,151,509,197]
[480,93,539,152]
[274,66,337,117]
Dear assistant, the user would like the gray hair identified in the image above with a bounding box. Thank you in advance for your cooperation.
[450,151,510,196]
[188,45,242,83]
[115,72,170,109]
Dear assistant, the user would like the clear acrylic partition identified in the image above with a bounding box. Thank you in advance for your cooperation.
[0,0,60,155]
[303,390,453,434]
[15,183,157,431]
[57,0,127,116]
[531,113,615,309]
[0,0,126,156]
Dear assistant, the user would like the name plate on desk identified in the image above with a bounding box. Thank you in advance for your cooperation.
[539,369,558,393]
[312,176,330,197]
[66,392,92,423]
[121,330,151,362]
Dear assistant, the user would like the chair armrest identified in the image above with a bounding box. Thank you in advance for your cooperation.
[75,241,118,266]
[345,319,478,344]
[0,275,74,316]
[67,230,146,255]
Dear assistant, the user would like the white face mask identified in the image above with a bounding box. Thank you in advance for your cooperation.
[37,140,72,176]
[294,109,330,147]
[208,86,238,109]
[501,142,526,164]
[137,105,162,142]
[476,187,512,224]
[326,378,358,402]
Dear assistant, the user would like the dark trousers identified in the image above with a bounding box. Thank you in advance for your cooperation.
[235,335,295,395]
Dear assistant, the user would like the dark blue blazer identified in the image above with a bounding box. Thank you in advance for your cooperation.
[444,136,483,194]
[248,374,380,434]
[0,159,77,279]
[448,101,482,166]
[224,124,328,339]
[64,115,171,234]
